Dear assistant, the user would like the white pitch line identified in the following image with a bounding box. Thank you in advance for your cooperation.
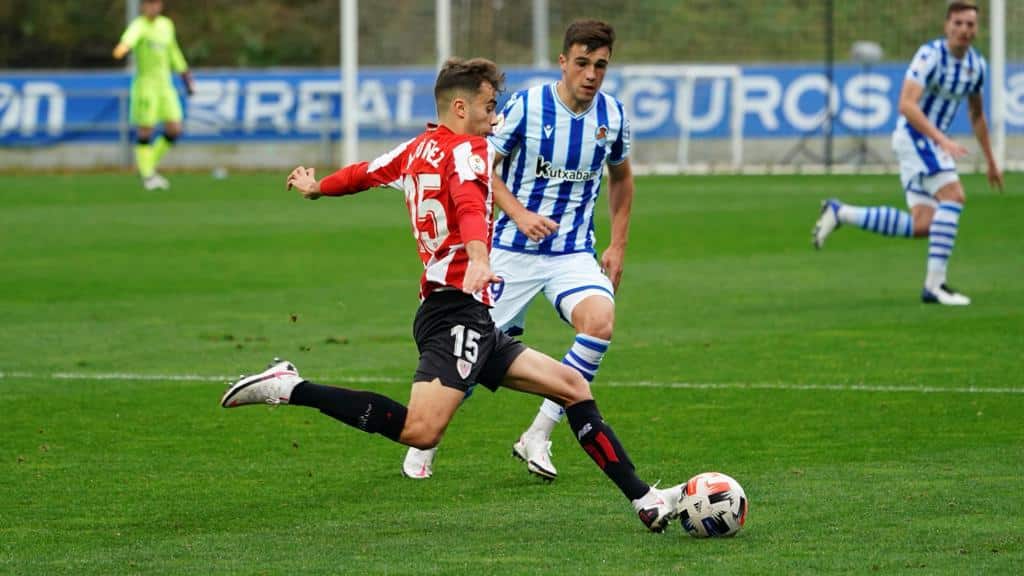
[0,371,404,384]
[604,380,1024,395]
[0,370,1022,395]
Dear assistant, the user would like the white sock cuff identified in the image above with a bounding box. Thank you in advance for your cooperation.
[836,203,864,226]
[539,398,565,423]
[576,333,610,349]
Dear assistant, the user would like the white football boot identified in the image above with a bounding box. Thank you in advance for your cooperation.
[151,172,170,190]
[633,482,684,533]
[142,173,170,191]
[220,358,303,408]
[812,199,841,250]
[921,283,971,306]
[512,434,557,480]
[402,447,437,479]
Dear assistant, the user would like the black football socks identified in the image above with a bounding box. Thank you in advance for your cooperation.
[290,381,407,442]
[565,399,649,500]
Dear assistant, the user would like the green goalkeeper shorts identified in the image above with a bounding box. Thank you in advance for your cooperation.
[130,80,183,127]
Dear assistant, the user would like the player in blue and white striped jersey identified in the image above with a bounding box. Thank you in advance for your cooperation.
[813,0,1003,306]
[489,19,635,481]
[488,70,629,255]
[404,20,640,482]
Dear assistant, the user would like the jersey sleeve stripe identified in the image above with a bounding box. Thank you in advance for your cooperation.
[608,99,628,164]
[971,52,986,94]
[920,43,940,85]
[493,91,532,245]
[491,91,527,156]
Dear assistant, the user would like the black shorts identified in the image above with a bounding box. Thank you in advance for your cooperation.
[413,290,527,392]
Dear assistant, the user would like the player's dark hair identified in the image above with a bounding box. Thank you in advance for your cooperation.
[562,19,615,56]
[434,57,505,107]
[946,1,978,19]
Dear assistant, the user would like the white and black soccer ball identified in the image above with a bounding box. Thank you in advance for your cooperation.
[678,472,748,538]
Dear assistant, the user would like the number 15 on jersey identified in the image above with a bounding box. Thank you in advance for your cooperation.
[403,173,449,255]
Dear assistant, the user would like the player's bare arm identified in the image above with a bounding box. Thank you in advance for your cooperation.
[462,240,501,295]
[898,79,967,159]
[967,93,1004,191]
[492,153,558,242]
[601,158,634,291]
[286,166,321,199]
[112,43,131,60]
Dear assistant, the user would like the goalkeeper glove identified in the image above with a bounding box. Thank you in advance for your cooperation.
[181,70,195,96]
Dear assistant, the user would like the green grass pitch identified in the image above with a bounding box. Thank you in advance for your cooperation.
[1,171,1022,575]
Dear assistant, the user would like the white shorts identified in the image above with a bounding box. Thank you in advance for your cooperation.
[487,249,615,335]
[892,127,960,209]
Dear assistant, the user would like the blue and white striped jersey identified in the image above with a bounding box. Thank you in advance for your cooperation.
[896,38,986,137]
[488,83,630,255]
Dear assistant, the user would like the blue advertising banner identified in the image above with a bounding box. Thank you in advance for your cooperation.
[2,64,1023,145]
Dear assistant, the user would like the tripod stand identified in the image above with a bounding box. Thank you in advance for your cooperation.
[781,40,887,167]
[782,0,835,167]
[780,108,833,165]
[835,42,887,166]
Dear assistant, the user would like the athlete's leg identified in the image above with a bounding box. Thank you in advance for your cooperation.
[512,254,617,478]
[522,294,614,438]
[501,347,592,404]
[227,368,461,449]
[151,87,184,178]
[135,125,158,180]
[813,191,915,248]
[527,255,616,435]
[163,121,183,139]
[834,201,916,238]
[152,120,182,169]
[505,349,645,499]
[910,204,936,237]
[221,359,415,443]
[922,180,968,303]
[401,381,475,478]
[403,283,541,478]
[403,249,542,479]
[501,348,682,532]
[571,294,615,340]
[814,130,936,248]
[131,82,160,183]
[397,379,464,448]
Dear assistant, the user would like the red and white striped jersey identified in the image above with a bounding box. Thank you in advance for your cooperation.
[318,124,495,304]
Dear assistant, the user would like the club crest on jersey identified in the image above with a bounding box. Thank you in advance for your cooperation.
[595,125,608,145]
[468,153,487,176]
[456,358,473,379]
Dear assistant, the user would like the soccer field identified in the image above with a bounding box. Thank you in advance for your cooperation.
[2,172,1022,575]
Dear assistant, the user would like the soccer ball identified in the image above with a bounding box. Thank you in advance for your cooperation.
[678,472,748,538]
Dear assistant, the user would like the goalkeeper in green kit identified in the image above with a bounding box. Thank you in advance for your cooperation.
[113,0,194,190]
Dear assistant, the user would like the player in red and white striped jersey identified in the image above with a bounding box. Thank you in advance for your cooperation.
[222,57,685,533]
[301,123,497,303]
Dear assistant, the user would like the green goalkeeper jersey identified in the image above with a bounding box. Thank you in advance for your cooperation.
[120,15,188,85]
